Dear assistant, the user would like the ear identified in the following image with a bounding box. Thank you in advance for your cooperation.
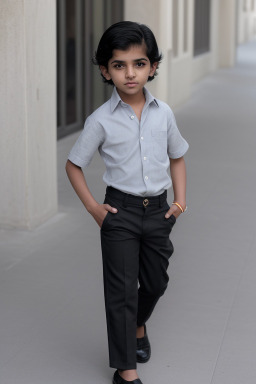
[149,62,158,77]
[100,65,111,81]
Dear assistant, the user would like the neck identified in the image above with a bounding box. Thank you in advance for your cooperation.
[117,88,146,107]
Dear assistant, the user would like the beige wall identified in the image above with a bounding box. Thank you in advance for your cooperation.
[124,0,161,98]
[125,0,251,108]
[218,0,237,67]
[0,0,57,229]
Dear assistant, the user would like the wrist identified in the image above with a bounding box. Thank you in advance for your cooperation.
[172,201,187,213]
[85,200,99,214]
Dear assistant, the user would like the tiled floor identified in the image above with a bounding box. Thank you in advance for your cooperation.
[0,39,255,384]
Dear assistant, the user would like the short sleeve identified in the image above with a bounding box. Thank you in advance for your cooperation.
[68,116,104,168]
[167,109,189,159]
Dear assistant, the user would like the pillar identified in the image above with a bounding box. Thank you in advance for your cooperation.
[218,0,237,67]
[0,0,57,229]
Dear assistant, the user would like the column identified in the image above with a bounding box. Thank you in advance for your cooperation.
[0,0,57,229]
[218,0,237,67]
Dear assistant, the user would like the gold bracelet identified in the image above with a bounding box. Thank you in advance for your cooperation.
[172,202,184,213]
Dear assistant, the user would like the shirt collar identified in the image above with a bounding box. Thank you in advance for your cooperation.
[110,86,159,113]
[143,87,159,108]
[110,87,122,112]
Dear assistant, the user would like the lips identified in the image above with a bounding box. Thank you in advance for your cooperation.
[125,82,138,87]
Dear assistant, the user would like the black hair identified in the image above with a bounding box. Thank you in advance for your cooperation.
[92,21,162,85]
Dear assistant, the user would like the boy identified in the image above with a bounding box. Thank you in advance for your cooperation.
[66,21,188,384]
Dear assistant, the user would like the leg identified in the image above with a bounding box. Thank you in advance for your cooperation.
[137,203,175,326]
[100,208,141,370]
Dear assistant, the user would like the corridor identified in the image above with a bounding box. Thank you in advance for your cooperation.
[0,39,256,384]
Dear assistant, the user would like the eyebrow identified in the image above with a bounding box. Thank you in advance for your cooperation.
[110,58,148,64]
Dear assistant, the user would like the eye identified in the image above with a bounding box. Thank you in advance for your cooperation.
[113,64,124,69]
[136,62,146,67]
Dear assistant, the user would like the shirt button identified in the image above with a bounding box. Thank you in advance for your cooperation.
[130,115,135,119]
[144,157,147,160]
[145,176,148,180]
[141,136,144,140]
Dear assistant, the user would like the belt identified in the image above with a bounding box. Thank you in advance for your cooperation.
[106,186,167,208]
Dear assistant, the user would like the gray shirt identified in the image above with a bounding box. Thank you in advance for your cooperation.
[68,87,189,197]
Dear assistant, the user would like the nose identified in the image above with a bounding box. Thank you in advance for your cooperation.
[125,65,135,79]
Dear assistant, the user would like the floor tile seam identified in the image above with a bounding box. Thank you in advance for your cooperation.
[209,233,256,384]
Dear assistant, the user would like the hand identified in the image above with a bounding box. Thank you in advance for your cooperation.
[89,203,118,228]
[165,203,183,220]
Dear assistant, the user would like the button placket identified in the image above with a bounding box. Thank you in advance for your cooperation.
[139,117,149,187]
[123,105,137,121]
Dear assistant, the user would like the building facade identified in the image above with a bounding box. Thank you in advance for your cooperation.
[57,0,124,139]
[0,0,256,229]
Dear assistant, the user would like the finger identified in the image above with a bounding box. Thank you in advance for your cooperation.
[105,204,118,213]
[165,209,175,218]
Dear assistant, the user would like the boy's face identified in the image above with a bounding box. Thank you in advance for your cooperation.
[100,45,157,100]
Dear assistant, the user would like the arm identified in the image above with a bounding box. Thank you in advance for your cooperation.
[65,160,117,227]
[165,156,187,219]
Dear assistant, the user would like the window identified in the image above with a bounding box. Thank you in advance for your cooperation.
[57,0,124,139]
[193,0,211,57]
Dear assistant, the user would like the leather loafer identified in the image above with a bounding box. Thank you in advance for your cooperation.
[112,370,143,384]
[136,324,151,363]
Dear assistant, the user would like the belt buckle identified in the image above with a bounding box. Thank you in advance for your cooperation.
[143,199,149,207]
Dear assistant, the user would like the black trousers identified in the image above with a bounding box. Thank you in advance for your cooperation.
[100,187,175,370]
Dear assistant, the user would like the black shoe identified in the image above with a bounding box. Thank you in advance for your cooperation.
[136,324,151,363]
[112,370,143,384]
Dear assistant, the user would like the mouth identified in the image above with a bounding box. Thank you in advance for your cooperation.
[125,82,138,87]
